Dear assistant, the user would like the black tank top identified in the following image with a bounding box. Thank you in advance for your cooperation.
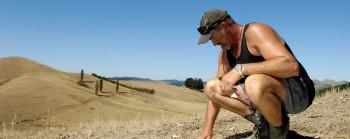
[227,23,310,83]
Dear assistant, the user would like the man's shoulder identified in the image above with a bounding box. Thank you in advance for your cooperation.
[245,22,283,53]
[245,23,277,42]
[246,23,273,33]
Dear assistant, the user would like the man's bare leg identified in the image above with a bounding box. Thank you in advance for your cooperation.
[205,78,254,116]
[198,78,255,139]
[245,74,287,127]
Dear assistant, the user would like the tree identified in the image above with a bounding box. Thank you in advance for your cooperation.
[185,78,194,88]
[196,78,204,89]
[194,78,198,88]
[95,80,99,95]
[80,69,84,81]
[116,80,119,92]
[185,77,203,89]
[99,79,103,92]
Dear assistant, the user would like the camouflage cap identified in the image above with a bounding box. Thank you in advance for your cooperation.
[197,9,229,45]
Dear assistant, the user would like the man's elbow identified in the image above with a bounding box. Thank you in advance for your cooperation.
[282,56,300,77]
[291,61,300,77]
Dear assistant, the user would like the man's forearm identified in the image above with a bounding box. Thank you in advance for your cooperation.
[242,56,300,78]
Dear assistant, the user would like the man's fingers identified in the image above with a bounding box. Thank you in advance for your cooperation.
[232,86,236,91]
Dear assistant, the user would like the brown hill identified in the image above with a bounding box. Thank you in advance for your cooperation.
[1,57,349,138]
[0,56,207,125]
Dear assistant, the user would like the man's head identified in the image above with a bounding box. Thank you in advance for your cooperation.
[197,9,233,45]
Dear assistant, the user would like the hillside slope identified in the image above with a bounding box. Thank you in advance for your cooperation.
[1,88,348,138]
[0,57,207,125]
[0,57,96,123]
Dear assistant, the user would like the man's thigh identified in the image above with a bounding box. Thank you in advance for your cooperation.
[245,74,287,103]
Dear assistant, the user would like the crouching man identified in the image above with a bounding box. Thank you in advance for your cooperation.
[196,9,315,139]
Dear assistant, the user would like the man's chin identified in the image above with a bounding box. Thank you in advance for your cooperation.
[221,45,231,51]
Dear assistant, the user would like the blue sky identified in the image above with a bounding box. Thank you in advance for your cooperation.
[0,1,349,81]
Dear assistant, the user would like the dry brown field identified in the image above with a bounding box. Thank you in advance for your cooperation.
[0,56,349,138]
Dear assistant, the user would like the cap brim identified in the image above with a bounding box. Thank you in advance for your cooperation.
[198,30,214,45]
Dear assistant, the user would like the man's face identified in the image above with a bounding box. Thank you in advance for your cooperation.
[211,25,231,50]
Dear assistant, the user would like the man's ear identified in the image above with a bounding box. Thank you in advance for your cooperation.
[220,22,231,31]
[221,22,230,28]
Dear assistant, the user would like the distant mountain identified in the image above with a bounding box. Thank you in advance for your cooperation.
[159,79,185,86]
[110,77,153,81]
[110,77,348,90]
[109,77,185,86]
[313,79,348,90]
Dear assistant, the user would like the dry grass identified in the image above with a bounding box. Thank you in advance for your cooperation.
[0,57,207,126]
[2,89,349,139]
[0,56,349,139]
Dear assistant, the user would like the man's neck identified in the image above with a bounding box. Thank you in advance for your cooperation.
[231,24,244,58]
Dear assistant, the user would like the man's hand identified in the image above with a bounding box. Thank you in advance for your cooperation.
[197,130,212,139]
[220,69,242,96]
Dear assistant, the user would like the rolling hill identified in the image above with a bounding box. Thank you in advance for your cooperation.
[0,56,207,125]
[1,56,349,138]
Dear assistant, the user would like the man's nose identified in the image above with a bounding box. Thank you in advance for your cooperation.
[211,40,217,46]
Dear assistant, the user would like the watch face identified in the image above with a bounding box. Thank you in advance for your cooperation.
[236,64,241,70]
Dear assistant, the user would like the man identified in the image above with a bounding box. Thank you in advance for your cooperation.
[196,9,315,139]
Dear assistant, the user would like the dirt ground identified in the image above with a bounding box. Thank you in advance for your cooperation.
[0,57,349,138]
[2,89,348,139]
[101,89,350,139]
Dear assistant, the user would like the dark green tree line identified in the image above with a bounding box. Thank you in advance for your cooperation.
[185,78,204,89]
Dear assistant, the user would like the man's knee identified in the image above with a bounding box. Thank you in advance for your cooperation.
[245,74,269,103]
[245,74,285,104]
[205,78,220,99]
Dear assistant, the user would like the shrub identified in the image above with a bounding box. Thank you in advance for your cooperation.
[99,79,103,92]
[116,80,119,92]
[80,69,84,81]
[118,83,155,94]
[95,80,99,95]
[316,82,350,97]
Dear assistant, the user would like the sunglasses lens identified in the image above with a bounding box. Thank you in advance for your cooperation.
[198,16,229,35]
[197,25,213,35]
[197,27,206,35]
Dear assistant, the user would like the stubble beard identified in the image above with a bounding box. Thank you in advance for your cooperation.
[221,44,231,51]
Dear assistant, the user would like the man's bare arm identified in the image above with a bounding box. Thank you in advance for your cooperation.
[216,50,232,79]
[197,99,220,139]
[242,23,300,78]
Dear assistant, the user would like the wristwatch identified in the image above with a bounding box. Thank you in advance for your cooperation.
[234,64,245,78]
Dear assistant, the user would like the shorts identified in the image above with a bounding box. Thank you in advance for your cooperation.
[240,76,315,114]
[282,76,315,114]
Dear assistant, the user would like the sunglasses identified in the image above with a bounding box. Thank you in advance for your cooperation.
[197,15,230,35]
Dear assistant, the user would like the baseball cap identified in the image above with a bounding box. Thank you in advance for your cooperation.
[197,9,230,45]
